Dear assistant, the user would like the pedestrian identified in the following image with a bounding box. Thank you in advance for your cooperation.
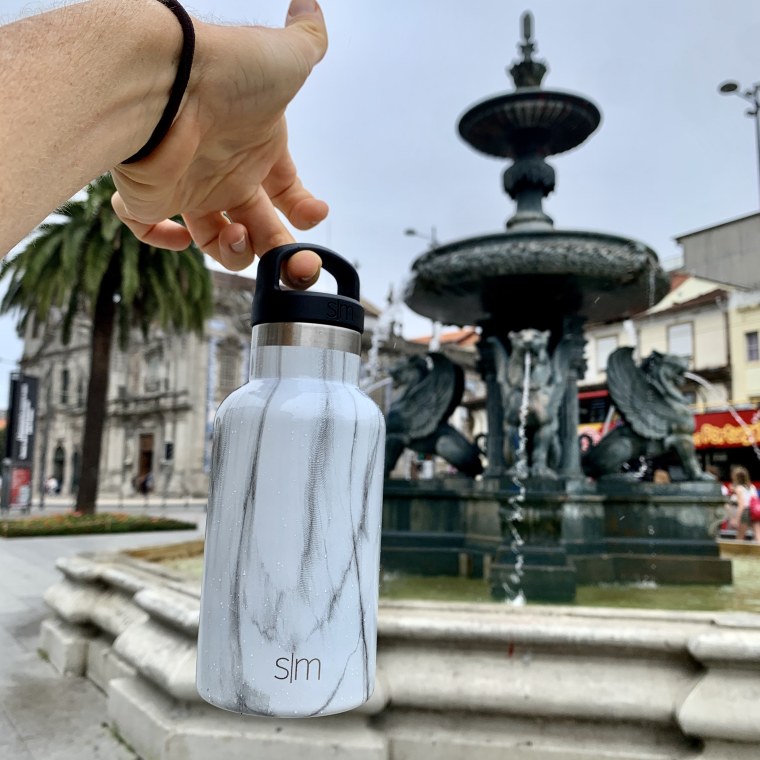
[1,0,327,289]
[705,465,732,536]
[730,466,757,542]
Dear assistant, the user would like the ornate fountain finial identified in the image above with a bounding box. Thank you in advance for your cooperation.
[519,12,535,59]
[509,11,548,89]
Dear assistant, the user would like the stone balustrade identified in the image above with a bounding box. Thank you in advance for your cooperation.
[40,551,760,760]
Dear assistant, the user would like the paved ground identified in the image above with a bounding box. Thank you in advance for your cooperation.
[0,504,206,759]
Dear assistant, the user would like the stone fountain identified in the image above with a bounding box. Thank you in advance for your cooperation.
[382,13,729,600]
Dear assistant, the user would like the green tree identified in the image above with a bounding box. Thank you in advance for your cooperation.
[0,175,213,514]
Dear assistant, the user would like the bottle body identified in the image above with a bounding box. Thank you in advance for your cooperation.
[197,341,385,718]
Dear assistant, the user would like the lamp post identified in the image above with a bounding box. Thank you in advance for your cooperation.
[404,226,439,248]
[718,80,760,207]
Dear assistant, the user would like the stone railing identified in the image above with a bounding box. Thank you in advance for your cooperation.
[40,551,760,760]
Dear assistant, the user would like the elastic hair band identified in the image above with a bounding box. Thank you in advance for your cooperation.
[122,0,195,164]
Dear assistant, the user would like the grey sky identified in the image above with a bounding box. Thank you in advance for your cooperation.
[2,0,760,406]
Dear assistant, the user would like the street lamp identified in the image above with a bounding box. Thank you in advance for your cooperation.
[404,226,439,248]
[718,79,760,207]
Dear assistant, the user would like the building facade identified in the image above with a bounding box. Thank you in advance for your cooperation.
[21,271,254,500]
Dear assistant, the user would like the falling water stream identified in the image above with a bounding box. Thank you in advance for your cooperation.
[499,351,532,605]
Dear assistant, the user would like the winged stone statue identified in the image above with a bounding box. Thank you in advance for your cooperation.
[384,353,483,478]
[583,347,713,481]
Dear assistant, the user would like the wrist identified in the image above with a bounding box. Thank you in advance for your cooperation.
[113,0,186,160]
[122,0,196,164]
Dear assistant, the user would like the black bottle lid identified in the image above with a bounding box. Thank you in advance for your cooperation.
[251,244,364,333]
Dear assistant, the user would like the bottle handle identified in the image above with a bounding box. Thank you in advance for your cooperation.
[257,243,360,301]
[251,243,364,333]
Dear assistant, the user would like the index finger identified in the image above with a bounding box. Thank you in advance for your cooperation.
[111,192,193,250]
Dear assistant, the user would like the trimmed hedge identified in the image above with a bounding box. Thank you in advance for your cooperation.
[0,512,196,538]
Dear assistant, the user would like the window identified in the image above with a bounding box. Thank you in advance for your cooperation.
[667,323,693,362]
[144,348,163,393]
[60,367,69,405]
[76,377,85,407]
[596,336,618,373]
[746,331,759,362]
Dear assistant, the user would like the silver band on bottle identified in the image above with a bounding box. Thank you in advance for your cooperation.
[251,322,362,355]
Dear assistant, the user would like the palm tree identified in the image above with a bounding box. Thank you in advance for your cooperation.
[0,174,213,514]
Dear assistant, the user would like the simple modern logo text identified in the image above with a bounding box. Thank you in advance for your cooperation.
[327,300,354,322]
[275,653,322,682]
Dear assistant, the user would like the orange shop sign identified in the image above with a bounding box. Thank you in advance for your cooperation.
[693,410,760,449]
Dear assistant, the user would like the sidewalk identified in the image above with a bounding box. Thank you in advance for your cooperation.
[0,509,206,759]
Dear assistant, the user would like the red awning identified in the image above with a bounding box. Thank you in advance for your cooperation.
[578,389,609,400]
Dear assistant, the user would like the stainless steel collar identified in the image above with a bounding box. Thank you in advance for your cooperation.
[251,322,361,355]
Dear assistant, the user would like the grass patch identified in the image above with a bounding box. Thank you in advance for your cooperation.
[0,512,196,538]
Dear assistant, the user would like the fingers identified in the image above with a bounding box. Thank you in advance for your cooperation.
[284,1,328,69]
[183,212,255,272]
[264,146,329,230]
[113,188,321,287]
[111,193,192,250]
[282,250,321,289]
[184,207,319,284]
[226,188,321,286]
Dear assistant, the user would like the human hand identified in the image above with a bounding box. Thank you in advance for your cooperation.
[111,0,328,287]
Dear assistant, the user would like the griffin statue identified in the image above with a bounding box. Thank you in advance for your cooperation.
[384,353,483,478]
[583,347,713,481]
[490,329,568,479]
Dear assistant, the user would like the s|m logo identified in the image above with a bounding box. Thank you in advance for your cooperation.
[275,653,322,683]
[326,300,354,322]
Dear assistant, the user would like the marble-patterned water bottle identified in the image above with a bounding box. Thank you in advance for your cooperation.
[197,243,385,718]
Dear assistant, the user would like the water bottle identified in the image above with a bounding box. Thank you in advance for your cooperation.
[197,244,386,718]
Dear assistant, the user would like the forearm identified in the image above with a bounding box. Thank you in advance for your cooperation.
[0,0,182,254]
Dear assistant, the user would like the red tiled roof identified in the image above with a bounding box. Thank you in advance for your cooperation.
[411,327,479,347]
[669,271,690,290]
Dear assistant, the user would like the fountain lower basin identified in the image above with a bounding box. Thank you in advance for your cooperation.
[405,229,670,328]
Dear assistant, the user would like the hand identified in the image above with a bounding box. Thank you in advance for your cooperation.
[111,0,328,287]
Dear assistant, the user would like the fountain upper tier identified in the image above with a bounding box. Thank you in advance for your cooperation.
[459,87,601,159]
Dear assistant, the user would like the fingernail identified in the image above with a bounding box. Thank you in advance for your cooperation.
[230,235,246,253]
[287,0,319,19]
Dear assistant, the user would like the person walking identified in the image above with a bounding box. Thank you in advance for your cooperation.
[730,466,758,542]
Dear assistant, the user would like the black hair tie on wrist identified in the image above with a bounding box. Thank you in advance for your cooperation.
[122,0,195,164]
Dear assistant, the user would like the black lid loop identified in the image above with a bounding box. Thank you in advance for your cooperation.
[251,244,364,334]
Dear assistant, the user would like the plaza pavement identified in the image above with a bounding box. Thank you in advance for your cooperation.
[0,501,207,759]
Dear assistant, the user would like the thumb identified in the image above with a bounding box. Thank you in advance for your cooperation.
[285,0,328,68]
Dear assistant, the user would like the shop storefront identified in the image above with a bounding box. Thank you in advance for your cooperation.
[693,408,760,482]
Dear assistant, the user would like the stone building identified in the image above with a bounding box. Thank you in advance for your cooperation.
[19,269,383,501]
